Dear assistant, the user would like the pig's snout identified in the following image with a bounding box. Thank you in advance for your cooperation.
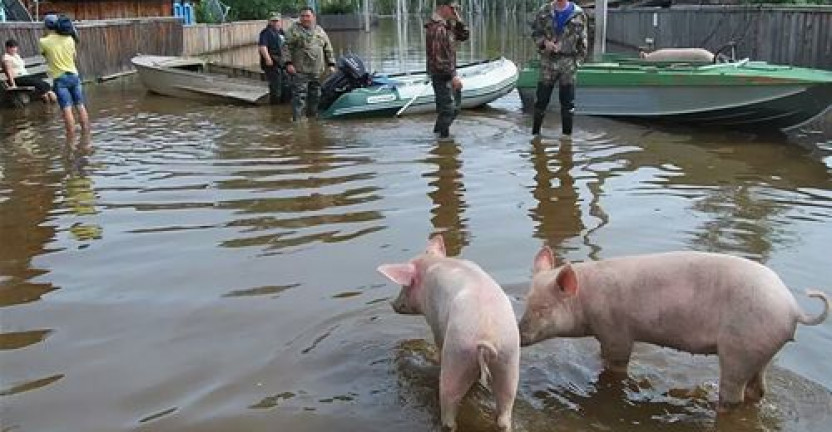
[390,298,417,315]
[519,329,538,347]
[390,299,404,314]
[518,315,539,347]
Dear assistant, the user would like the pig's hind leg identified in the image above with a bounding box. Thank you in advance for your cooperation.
[743,365,769,402]
[438,348,479,431]
[491,354,520,431]
[718,336,784,411]
[716,347,769,411]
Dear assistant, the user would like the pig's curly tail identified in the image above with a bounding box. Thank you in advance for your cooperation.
[798,290,829,326]
[477,342,497,387]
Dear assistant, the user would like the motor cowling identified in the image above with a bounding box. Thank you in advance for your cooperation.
[319,53,373,111]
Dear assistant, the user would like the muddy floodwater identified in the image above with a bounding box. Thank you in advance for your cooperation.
[2,16,831,432]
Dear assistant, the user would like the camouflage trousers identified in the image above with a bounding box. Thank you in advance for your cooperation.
[539,54,578,86]
[533,55,579,135]
[291,72,322,121]
[431,75,462,137]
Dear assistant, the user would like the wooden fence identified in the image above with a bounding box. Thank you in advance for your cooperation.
[0,18,183,80]
[607,5,832,70]
[182,20,266,56]
[17,0,173,21]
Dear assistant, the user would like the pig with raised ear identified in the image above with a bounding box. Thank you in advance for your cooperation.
[518,246,829,412]
[377,234,520,431]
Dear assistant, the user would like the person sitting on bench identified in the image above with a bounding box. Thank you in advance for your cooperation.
[3,39,56,103]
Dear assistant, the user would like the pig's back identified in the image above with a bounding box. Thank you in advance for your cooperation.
[580,252,799,353]
[426,258,519,350]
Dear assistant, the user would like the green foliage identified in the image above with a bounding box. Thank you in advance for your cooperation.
[222,0,303,21]
[195,1,222,24]
[321,0,358,15]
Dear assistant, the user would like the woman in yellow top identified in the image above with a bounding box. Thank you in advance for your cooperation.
[40,14,90,136]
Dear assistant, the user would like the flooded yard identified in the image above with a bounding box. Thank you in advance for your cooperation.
[2,16,831,432]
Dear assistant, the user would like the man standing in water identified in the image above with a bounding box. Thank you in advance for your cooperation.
[258,12,288,105]
[284,7,335,121]
[40,14,90,137]
[425,0,469,141]
[530,0,588,137]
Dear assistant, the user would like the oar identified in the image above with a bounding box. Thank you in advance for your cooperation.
[395,80,431,117]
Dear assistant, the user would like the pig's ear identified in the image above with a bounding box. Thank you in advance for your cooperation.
[555,264,579,296]
[377,263,416,286]
[426,234,447,257]
[533,245,556,274]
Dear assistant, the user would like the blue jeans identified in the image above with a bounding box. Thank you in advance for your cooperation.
[54,73,85,109]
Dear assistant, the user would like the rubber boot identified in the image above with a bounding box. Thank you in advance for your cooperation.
[559,84,576,136]
[532,112,545,136]
[532,82,554,135]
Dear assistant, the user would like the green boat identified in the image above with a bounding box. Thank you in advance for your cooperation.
[517,54,832,130]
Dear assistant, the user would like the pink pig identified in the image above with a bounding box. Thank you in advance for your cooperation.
[378,235,520,431]
[518,247,829,412]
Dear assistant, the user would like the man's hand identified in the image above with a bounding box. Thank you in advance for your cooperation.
[543,40,559,53]
[286,64,296,75]
[328,66,336,74]
[451,76,462,91]
[264,58,274,67]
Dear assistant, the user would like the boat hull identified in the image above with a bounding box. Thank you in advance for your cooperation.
[518,82,832,130]
[132,55,270,105]
[322,57,518,119]
[517,59,832,130]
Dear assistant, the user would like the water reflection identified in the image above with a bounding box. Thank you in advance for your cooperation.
[423,142,468,257]
[528,138,583,252]
[213,122,385,254]
[586,126,832,261]
[62,134,103,244]
[690,185,788,262]
[0,329,52,350]
[0,121,61,307]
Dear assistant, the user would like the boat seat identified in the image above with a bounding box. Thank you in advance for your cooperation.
[1,55,51,108]
[640,48,715,64]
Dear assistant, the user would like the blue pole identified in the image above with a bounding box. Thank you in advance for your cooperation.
[173,1,183,22]
[184,2,194,25]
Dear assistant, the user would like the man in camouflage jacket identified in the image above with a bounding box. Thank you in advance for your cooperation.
[425,0,469,139]
[285,6,335,121]
[530,0,588,136]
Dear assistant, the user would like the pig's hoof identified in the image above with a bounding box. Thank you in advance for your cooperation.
[716,400,742,413]
[496,414,512,431]
[603,361,630,374]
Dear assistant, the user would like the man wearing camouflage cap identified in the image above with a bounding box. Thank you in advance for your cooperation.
[258,12,288,105]
[284,6,335,121]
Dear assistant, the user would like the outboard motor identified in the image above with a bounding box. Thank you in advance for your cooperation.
[319,53,373,111]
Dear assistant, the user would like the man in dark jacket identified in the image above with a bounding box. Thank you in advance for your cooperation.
[530,0,588,137]
[425,0,469,140]
[258,12,288,105]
